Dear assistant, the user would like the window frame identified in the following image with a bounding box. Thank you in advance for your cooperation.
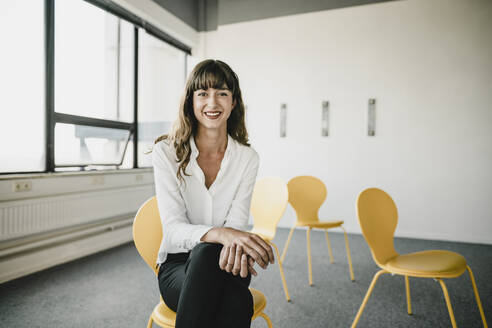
[0,0,189,175]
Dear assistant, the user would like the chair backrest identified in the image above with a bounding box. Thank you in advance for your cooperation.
[287,176,326,224]
[356,188,399,266]
[250,177,289,241]
[133,196,162,275]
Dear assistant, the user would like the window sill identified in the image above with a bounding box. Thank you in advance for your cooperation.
[0,167,155,202]
[0,167,153,181]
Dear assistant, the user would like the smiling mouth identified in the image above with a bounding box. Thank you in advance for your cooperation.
[204,111,222,119]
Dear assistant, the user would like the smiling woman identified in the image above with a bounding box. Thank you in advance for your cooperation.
[151,59,274,328]
[194,87,234,127]
[155,60,249,182]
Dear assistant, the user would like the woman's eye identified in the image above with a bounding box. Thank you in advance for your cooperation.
[198,92,207,96]
[219,92,229,96]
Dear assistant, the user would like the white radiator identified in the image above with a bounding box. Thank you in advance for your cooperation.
[0,185,152,241]
[0,173,155,283]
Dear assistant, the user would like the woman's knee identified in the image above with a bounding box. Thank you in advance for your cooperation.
[187,242,223,272]
[191,242,222,260]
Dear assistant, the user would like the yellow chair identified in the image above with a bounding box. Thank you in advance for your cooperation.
[133,196,273,328]
[281,176,355,285]
[352,188,488,328]
[250,177,291,302]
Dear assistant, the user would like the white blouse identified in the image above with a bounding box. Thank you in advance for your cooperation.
[152,134,260,264]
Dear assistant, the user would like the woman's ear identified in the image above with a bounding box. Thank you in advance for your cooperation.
[232,99,237,109]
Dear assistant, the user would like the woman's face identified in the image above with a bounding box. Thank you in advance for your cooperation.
[193,87,235,132]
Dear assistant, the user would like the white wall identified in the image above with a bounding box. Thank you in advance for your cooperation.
[200,0,492,244]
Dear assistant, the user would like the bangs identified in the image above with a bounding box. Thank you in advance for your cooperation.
[191,62,236,93]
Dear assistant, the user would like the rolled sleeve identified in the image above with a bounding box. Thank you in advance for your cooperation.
[152,142,212,252]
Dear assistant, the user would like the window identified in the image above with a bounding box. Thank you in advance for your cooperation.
[54,124,133,169]
[55,0,134,122]
[0,0,190,175]
[54,0,135,171]
[0,2,45,173]
[138,31,186,167]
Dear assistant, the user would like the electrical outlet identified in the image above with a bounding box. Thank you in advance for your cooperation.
[91,176,105,185]
[13,181,32,192]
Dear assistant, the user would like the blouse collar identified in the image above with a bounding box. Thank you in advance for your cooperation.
[190,134,234,158]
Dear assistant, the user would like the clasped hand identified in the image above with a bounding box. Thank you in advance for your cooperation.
[218,228,274,278]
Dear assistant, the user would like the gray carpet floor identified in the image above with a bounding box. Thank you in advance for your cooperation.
[1,227,491,328]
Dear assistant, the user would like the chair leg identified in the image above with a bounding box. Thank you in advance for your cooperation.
[341,226,355,281]
[351,270,388,328]
[437,278,458,328]
[146,315,153,328]
[324,229,334,263]
[281,225,296,263]
[270,242,291,302]
[259,312,273,328]
[405,275,412,315]
[307,227,313,286]
[466,266,488,328]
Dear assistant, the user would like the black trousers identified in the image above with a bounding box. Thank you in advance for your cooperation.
[158,242,253,328]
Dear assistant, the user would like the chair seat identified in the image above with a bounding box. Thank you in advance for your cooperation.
[152,288,267,327]
[384,250,467,278]
[298,220,343,229]
[251,288,267,318]
[152,301,176,328]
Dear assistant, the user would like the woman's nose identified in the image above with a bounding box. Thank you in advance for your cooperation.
[207,95,217,107]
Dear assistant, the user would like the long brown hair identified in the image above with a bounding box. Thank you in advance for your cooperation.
[155,59,250,182]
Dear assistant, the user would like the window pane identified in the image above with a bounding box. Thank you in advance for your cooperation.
[55,0,134,122]
[0,2,45,173]
[55,123,132,169]
[138,30,186,167]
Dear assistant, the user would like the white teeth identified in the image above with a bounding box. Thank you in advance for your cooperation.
[205,112,220,116]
